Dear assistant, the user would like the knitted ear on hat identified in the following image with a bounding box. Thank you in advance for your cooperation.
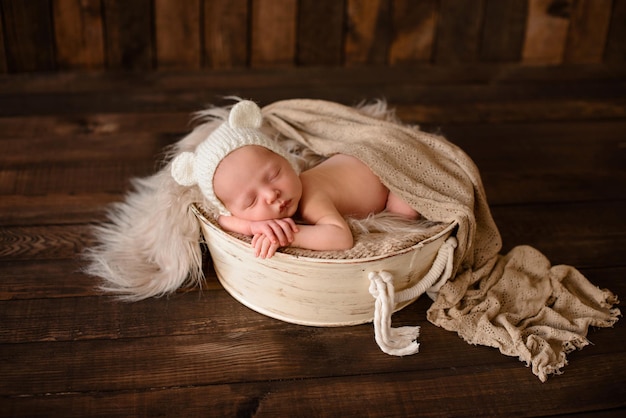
[228,100,263,129]
[171,152,197,187]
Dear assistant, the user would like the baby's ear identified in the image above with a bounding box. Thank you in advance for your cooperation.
[171,152,197,186]
[229,100,263,129]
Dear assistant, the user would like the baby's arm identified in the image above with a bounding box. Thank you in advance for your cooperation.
[251,212,353,259]
[218,215,298,247]
[290,195,353,252]
[218,195,353,259]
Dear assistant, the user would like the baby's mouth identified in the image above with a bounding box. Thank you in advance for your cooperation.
[279,200,291,213]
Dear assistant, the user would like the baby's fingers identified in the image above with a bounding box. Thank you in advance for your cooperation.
[252,233,272,251]
[251,233,261,248]
[274,218,298,243]
[252,235,265,257]
[253,236,278,259]
[267,222,292,246]
[264,243,279,258]
[283,218,299,233]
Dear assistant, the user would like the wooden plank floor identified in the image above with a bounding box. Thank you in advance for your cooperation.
[1,66,625,417]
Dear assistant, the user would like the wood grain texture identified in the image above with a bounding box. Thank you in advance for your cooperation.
[0,0,623,74]
[564,0,612,63]
[345,0,392,66]
[1,353,624,418]
[522,0,572,64]
[1,64,624,94]
[297,0,345,66]
[605,0,626,63]
[102,0,153,70]
[480,0,527,62]
[435,0,485,64]
[389,0,438,65]
[1,339,624,416]
[0,112,189,138]
[1,0,55,72]
[0,131,176,164]
[437,121,626,205]
[0,67,624,124]
[202,0,249,68]
[154,0,201,69]
[0,6,7,73]
[250,0,297,67]
[52,0,105,69]
[0,224,93,260]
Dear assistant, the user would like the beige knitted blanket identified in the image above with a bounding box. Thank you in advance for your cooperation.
[262,99,620,382]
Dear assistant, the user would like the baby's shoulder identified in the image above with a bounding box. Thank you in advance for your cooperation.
[298,186,341,223]
[305,154,371,179]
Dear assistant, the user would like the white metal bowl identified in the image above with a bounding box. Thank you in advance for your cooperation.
[193,206,456,327]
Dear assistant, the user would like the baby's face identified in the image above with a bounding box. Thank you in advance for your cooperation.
[213,145,302,221]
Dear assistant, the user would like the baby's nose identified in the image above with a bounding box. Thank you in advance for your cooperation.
[265,188,279,203]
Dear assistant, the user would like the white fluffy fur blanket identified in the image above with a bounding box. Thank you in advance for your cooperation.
[86,99,620,382]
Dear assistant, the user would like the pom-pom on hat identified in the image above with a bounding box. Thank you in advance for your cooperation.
[171,100,299,216]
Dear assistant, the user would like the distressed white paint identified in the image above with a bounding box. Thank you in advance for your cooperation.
[196,209,456,327]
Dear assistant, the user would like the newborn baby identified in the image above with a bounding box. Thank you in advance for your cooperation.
[172,100,418,258]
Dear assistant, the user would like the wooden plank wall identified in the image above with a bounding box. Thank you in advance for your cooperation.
[0,0,624,74]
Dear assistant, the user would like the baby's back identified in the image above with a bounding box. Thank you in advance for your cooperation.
[300,154,389,219]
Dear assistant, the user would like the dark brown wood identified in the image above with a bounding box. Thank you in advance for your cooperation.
[564,0,612,63]
[0,193,118,225]
[345,0,392,66]
[398,97,626,124]
[202,0,249,69]
[605,0,626,63]
[102,0,153,70]
[1,0,55,72]
[297,0,345,66]
[0,224,93,260]
[480,0,527,62]
[389,0,438,65]
[522,0,572,64]
[1,311,623,398]
[0,68,624,416]
[1,66,624,125]
[0,111,190,137]
[2,65,625,95]
[438,121,626,205]
[2,368,625,418]
[0,0,624,74]
[0,6,7,73]
[435,0,485,64]
[0,259,103,300]
[0,162,155,196]
[0,132,176,164]
[250,0,297,67]
[52,0,105,69]
[154,0,201,69]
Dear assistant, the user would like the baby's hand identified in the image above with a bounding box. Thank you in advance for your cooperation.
[249,218,298,247]
[251,233,280,259]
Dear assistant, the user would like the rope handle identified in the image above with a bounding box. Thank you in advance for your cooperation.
[368,236,458,356]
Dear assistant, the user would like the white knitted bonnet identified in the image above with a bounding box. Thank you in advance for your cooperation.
[171,100,299,216]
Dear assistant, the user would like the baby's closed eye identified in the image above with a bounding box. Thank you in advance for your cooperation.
[268,168,280,181]
[245,195,257,209]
